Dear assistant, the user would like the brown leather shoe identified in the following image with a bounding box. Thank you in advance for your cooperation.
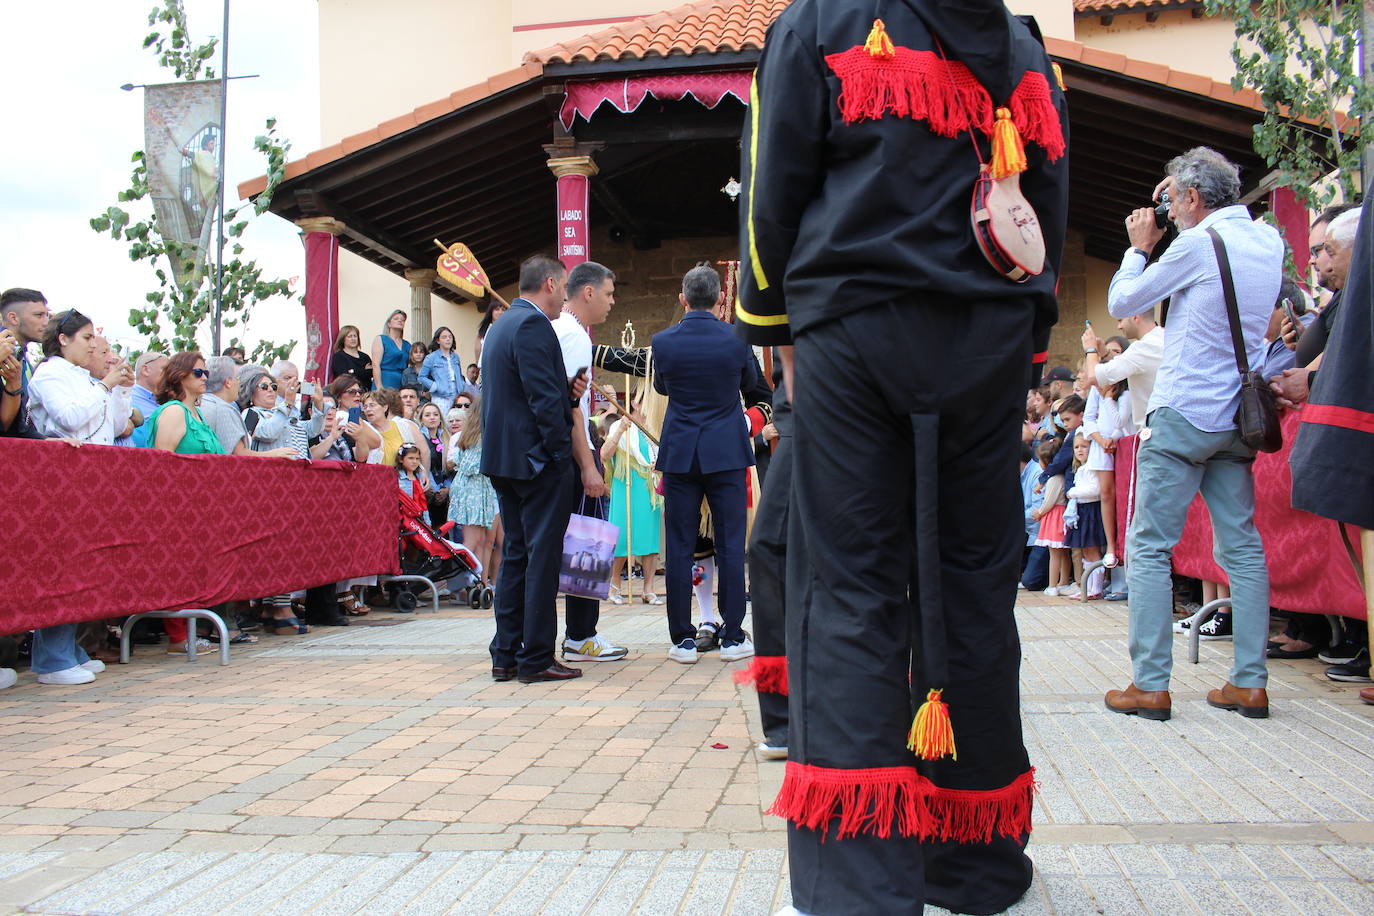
[1206,682,1269,718]
[1104,683,1172,720]
[1360,687,1374,706]
[518,661,583,683]
[491,666,516,682]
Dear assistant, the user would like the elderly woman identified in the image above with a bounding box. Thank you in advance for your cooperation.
[238,366,308,458]
[25,309,135,684]
[361,387,427,468]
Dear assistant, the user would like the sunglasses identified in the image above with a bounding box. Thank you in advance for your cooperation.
[257,382,278,391]
[343,387,361,395]
[191,368,210,379]
[455,404,472,410]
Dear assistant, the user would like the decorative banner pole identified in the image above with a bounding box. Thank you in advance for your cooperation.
[620,319,636,585]
[433,240,511,311]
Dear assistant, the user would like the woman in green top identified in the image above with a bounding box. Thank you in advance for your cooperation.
[146,352,301,644]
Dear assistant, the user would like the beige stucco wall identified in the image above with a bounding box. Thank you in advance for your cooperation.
[1075,10,1241,83]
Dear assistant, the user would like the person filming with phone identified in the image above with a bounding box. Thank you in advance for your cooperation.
[1102,146,1284,721]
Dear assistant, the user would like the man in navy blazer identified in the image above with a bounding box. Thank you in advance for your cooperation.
[480,254,587,684]
[652,264,765,664]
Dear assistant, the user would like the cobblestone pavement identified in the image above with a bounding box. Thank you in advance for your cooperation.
[1,593,1370,914]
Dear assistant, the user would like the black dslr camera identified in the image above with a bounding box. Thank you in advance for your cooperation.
[1153,190,1172,229]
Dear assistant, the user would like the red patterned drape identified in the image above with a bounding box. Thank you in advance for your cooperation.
[0,439,400,635]
[1114,410,1365,618]
[560,73,753,128]
[302,230,340,384]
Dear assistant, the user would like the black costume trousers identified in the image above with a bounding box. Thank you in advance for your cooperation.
[489,460,577,675]
[747,432,792,746]
[786,299,1034,916]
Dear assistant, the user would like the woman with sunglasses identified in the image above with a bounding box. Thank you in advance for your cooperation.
[23,310,136,685]
[238,367,308,458]
[319,375,381,461]
[417,402,452,522]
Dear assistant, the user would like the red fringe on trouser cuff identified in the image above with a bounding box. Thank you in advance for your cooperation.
[733,655,788,695]
[768,762,1036,843]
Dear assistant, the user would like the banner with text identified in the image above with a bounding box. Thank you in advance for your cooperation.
[556,174,590,268]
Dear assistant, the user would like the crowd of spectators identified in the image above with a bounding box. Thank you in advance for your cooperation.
[1017,149,1369,712]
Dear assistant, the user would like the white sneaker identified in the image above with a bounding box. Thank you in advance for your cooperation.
[562,634,629,661]
[81,659,106,674]
[1103,552,1119,568]
[36,666,96,686]
[0,668,16,689]
[1060,585,1082,599]
[1044,586,1060,597]
[1016,581,1027,590]
[757,741,788,760]
[720,638,756,661]
[668,638,698,664]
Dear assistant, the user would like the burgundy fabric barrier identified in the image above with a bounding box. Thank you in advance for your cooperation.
[1115,410,1365,619]
[0,439,400,635]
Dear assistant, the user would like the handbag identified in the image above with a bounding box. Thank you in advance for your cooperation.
[559,495,621,600]
[1206,228,1282,453]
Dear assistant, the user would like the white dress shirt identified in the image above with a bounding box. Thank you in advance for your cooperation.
[1108,205,1283,432]
[1094,326,1164,431]
[28,356,133,445]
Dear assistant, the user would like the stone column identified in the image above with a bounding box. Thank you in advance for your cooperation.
[547,154,598,269]
[295,216,345,385]
[405,268,437,346]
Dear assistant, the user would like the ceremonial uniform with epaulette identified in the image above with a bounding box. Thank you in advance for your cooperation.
[735,2,1069,913]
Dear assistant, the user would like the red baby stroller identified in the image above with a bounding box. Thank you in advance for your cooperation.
[394,481,490,611]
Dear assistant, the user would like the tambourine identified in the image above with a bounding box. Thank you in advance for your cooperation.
[971,166,1046,283]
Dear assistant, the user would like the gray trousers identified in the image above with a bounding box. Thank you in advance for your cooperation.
[1126,407,1269,691]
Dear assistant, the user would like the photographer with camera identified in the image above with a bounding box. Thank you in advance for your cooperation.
[1102,147,1284,722]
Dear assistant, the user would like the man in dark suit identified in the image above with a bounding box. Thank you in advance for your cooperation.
[480,254,588,684]
[652,264,765,665]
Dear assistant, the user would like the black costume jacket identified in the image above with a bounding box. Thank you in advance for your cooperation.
[734,0,1069,367]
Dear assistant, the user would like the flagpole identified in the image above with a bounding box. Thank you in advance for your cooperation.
[212,0,230,356]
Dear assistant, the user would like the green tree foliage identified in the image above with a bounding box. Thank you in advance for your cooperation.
[1204,0,1371,209]
[91,1,298,364]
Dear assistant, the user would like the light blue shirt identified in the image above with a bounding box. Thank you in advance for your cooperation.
[1021,460,1045,546]
[420,350,464,400]
[123,384,161,447]
[1108,205,1283,433]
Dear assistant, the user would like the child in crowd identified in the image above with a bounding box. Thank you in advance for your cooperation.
[1065,432,1107,599]
[400,342,428,394]
[1032,438,1072,596]
[1019,441,1048,590]
[397,443,432,522]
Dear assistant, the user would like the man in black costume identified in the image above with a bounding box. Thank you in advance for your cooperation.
[736,3,1069,914]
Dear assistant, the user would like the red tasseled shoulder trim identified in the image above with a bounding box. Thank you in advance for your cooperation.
[824,46,1064,162]
[768,762,1036,843]
[733,655,788,695]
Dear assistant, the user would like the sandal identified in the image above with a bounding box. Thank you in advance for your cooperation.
[339,593,370,616]
[641,593,663,605]
[607,586,626,606]
[206,631,258,645]
[167,639,215,656]
[266,616,310,636]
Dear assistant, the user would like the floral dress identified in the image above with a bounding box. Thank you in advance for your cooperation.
[448,438,498,527]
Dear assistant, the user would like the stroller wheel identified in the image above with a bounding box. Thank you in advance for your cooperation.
[481,587,494,609]
[394,591,418,613]
[469,588,484,610]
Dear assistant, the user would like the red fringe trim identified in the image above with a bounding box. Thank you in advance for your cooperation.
[824,46,1063,162]
[768,762,1036,843]
[732,655,788,695]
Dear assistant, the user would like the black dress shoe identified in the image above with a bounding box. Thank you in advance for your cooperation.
[518,661,583,683]
[491,667,516,682]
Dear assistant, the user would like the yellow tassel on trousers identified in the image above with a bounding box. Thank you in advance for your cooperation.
[907,689,957,761]
[989,108,1028,180]
[864,19,895,60]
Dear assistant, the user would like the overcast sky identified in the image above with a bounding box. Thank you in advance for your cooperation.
[0,0,319,359]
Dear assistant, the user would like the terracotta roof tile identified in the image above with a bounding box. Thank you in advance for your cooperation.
[1074,0,1194,11]
[526,0,790,65]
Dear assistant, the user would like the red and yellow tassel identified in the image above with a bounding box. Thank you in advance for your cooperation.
[989,108,1028,180]
[1051,62,1066,92]
[864,19,895,60]
[907,689,957,761]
